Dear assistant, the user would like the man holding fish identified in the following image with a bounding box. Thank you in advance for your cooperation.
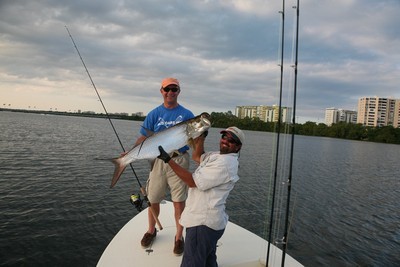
[135,77,194,255]
[111,77,211,255]
[157,126,244,267]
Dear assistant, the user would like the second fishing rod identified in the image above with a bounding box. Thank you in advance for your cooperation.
[65,26,163,230]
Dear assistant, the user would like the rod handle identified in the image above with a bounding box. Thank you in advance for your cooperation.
[140,187,163,230]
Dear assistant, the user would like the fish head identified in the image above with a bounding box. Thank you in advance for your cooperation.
[187,112,211,139]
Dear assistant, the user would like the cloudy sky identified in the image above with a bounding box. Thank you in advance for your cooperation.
[1,0,399,123]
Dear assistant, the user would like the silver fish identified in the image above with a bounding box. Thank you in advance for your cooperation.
[110,112,211,188]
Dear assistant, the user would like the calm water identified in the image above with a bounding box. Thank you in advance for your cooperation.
[0,111,399,267]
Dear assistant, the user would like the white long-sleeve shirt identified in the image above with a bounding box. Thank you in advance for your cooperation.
[179,151,239,230]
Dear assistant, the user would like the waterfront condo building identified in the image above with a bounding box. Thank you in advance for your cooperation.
[235,105,291,123]
[325,108,357,126]
[395,100,400,128]
[357,97,400,128]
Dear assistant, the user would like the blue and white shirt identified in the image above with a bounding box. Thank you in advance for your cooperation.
[140,104,194,153]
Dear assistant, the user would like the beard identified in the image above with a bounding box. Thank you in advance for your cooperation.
[219,143,231,154]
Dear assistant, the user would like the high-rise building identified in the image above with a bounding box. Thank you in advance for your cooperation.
[357,97,399,127]
[235,105,291,123]
[394,99,400,128]
[325,108,337,126]
[325,108,357,126]
[338,109,357,124]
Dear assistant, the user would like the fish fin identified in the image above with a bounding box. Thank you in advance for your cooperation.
[131,138,147,150]
[134,127,153,156]
[110,157,127,188]
[137,140,146,155]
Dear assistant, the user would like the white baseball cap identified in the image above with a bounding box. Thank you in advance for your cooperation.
[220,126,244,145]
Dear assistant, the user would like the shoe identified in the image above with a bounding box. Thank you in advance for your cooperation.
[141,230,157,248]
[173,236,184,256]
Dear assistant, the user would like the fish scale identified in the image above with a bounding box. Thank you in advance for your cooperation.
[121,125,189,165]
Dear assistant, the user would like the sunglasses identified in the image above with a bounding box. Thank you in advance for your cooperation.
[221,134,240,145]
[163,87,179,93]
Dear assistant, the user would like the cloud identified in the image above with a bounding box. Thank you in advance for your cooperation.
[0,0,399,122]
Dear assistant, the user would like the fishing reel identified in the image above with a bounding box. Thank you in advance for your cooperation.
[130,193,144,212]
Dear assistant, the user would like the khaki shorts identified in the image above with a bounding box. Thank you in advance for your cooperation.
[146,152,189,203]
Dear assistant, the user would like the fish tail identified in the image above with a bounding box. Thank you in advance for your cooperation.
[110,157,127,188]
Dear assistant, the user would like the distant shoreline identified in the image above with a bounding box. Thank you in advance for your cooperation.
[3,107,399,144]
[0,108,145,121]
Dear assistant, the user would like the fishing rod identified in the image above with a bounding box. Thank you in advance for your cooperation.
[266,0,286,265]
[280,1,299,265]
[65,26,163,229]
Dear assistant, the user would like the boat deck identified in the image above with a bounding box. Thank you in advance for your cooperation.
[97,201,303,267]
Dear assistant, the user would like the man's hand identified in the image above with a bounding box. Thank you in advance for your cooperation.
[201,130,208,138]
[157,146,171,163]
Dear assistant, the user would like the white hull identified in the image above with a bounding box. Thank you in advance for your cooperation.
[98,201,303,267]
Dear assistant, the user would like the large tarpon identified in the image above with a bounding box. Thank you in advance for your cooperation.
[110,112,211,188]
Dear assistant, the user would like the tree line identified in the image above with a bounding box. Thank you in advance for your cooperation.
[209,112,400,145]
